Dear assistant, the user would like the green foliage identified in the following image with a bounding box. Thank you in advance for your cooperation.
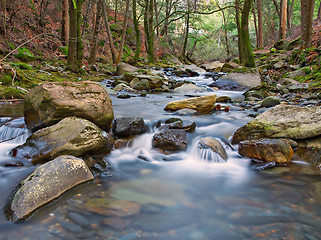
[11,62,33,70]
[0,86,25,99]
[58,46,68,55]
[14,47,35,62]
[0,75,13,86]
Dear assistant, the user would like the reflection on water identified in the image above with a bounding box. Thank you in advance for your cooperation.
[0,75,321,239]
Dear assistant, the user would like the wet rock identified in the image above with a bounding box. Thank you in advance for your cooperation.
[261,96,281,108]
[202,61,224,72]
[216,96,232,103]
[232,105,321,144]
[9,155,94,221]
[164,95,216,113]
[117,62,139,75]
[112,117,148,137]
[152,129,188,151]
[209,79,243,91]
[169,120,196,132]
[198,137,228,160]
[221,62,240,72]
[244,90,265,100]
[101,217,132,230]
[24,81,114,132]
[220,72,261,89]
[11,117,113,164]
[117,93,131,99]
[132,79,150,91]
[238,139,293,164]
[185,68,199,77]
[174,109,198,116]
[68,212,91,228]
[255,161,277,171]
[61,221,83,234]
[85,198,141,217]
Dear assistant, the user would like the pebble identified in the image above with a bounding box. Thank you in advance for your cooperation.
[61,221,83,234]
[68,212,91,228]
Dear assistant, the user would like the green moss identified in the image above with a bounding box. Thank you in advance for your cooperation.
[0,86,25,99]
[1,75,13,86]
[14,47,35,62]
[58,46,68,55]
[11,62,33,70]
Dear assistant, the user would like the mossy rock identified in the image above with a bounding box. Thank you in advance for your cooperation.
[14,47,35,62]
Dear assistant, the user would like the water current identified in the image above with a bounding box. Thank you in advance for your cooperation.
[0,74,320,240]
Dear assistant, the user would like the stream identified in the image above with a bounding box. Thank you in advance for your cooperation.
[0,74,321,239]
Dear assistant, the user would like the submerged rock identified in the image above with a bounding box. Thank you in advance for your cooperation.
[198,137,228,160]
[164,95,216,113]
[9,155,93,221]
[85,198,141,217]
[238,139,293,164]
[152,129,188,151]
[24,81,114,132]
[112,117,148,137]
[232,105,321,144]
[11,117,113,164]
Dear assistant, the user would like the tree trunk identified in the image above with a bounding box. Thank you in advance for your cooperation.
[0,0,7,36]
[144,0,155,63]
[252,7,258,48]
[115,0,130,64]
[257,0,263,48]
[317,1,321,21]
[181,2,190,58]
[102,1,117,63]
[301,0,316,49]
[279,0,287,40]
[88,0,102,66]
[133,0,141,65]
[287,0,294,34]
[61,0,69,45]
[222,9,230,57]
[240,0,255,67]
[154,0,159,36]
[235,0,244,63]
[81,0,93,37]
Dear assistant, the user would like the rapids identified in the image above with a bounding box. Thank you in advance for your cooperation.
[0,74,320,239]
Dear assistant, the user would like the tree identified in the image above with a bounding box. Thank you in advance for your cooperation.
[279,0,287,40]
[235,0,255,67]
[61,0,69,45]
[301,0,316,49]
[132,0,141,65]
[256,0,264,48]
[88,0,102,66]
[67,0,84,72]
[144,0,155,63]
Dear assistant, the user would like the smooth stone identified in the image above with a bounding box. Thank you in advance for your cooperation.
[112,117,148,137]
[164,95,216,113]
[68,212,91,228]
[152,129,188,151]
[261,96,281,108]
[117,62,140,75]
[198,137,228,160]
[10,155,94,221]
[239,139,293,164]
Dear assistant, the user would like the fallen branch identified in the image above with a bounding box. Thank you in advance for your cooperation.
[0,33,49,63]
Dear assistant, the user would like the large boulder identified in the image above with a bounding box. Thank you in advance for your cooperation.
[220,72,261,89]
[112,117,148,137]
[9,155,94,221]
[116,62,140,75]
[232,105,321,144]
[152,129,188,151]
[202,61,224,72]
[238,139,293,164]
[164,95,216,113]
[11,117,114,164]
[24,81,114,132]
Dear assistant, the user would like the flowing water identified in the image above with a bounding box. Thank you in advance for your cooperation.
[0,75,321,240]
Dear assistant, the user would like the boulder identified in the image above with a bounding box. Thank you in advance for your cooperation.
[202,61,224,71]
[278,78,299,86]
[131,79,151,91]
[11,117,114,164]
[198,137,228,160]
[238,139,293,164]
[261,96,281,108]
[120,73,165,89]
[117,62,140,75]
[221,62,241,72]
[232,105,321,144]
[164,95,216,113]
[287,69,306,79]
[152,129,188,151]
[174,84,204,92]
[112,117,148,137]
[168,120,196,132]
[24,81,114,132]
[221,72,261,89]
[9,155,94,221]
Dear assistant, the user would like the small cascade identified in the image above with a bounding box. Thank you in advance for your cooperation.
[195,147,226,163]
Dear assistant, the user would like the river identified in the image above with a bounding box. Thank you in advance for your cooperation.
[0,74,320,240]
